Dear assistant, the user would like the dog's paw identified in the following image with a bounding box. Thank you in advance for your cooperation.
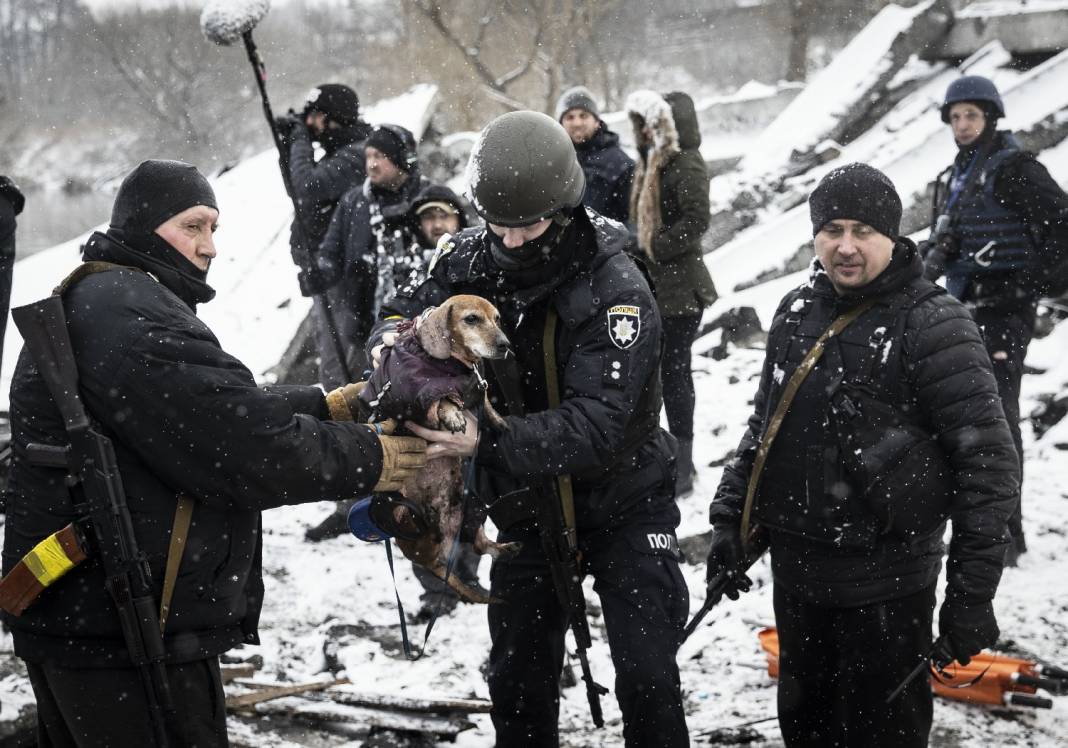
[486,541,522,560]
[437,401,468,433]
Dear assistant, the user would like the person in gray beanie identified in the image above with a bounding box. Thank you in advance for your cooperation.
[556,85,634,224]
[705,163,1017,747]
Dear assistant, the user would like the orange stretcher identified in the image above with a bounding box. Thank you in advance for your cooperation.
[757,627,1063,709]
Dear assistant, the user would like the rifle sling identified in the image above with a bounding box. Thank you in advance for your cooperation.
[159,496,194,635]
[542,307,577,537]
[739,297,878,545]
[2,261,195,632]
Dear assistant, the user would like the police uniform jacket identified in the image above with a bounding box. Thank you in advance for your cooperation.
[373,207,679,535]
[710,242,1019,607]
[2,229,384,667]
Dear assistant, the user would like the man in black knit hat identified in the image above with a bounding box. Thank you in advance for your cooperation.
[706,163,1018,747]
[2,159,424,746]
[555,85,634,225]
[277,82,372,388]
[305,124,431,542]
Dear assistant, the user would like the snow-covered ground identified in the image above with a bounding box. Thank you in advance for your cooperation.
[3,12,1068,743]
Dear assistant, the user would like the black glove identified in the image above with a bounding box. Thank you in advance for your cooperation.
[938,593,999,666]
[274,110,304,142]
[920,237,957,282]
[705,522,751,601]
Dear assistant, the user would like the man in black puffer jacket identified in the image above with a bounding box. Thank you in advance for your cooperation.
[304,125,430,542]
[370,112,688,747]
[1,160,424,747]
[556,86,634,225]
[706,164,1018,748]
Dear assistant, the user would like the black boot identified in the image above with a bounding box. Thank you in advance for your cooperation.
[675,438,695,498]
[305,499,356,542]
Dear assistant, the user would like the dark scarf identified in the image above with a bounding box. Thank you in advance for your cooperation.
[480,212,597,320]
[319,121,371,155]
[84,228,216,310]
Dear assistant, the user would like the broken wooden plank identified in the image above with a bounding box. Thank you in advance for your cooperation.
[240,698,474,738]
[220,664,257,684]
[231,679,492,714]
[226,677,349,710]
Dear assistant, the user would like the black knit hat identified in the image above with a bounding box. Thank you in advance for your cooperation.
[110,160,217,235]
[809,163,902,239]
[365,124,418,172]
[304,83,360,126]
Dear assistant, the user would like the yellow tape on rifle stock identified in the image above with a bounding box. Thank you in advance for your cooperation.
[22,533,79,587]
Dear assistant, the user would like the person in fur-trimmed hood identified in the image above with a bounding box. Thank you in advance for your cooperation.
[626,89,716,497]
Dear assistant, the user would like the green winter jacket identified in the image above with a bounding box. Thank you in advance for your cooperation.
[646,92,717,318]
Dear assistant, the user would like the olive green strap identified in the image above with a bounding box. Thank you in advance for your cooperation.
[739,298,878,545]
[159,495,194,636]
[52,261,144,296]
[542,307,577,535]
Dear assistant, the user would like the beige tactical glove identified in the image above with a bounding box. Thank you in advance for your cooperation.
[373,434,427,492]
[325,382,366,421]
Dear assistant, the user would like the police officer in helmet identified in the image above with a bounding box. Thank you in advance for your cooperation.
[922,75,1068,565]
[370,111,690,746]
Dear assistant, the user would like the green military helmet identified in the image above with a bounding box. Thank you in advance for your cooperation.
[466,110,586,227]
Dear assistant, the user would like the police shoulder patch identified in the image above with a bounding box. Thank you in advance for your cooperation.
[427,233,455,274]
[607,304,641,349]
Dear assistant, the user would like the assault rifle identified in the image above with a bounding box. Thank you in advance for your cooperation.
[532,475,609,728]
[12,296,173,747]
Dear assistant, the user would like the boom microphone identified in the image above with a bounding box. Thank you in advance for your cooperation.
[200,0,271,46]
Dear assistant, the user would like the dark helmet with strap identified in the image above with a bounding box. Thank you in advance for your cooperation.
[940,75,1005,123]
[467,111,585,227]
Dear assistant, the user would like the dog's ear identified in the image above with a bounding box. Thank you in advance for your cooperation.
[417,304,453,359]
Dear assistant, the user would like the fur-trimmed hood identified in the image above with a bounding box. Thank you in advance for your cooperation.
[625,90,701,158]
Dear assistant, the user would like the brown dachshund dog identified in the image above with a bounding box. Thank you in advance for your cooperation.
[362,295,519,603]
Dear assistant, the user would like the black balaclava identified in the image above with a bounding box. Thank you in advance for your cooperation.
[488,214,571,272]
[110,159,217,235]
[101,159,218,309]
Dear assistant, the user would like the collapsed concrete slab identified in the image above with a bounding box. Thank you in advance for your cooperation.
[735,0,953,182]
[923,0,1068,60]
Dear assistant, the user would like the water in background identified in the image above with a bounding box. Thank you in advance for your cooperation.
[15,189,113,258]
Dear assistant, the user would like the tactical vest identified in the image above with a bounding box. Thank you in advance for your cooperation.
[754,282,940,550]
[943,134,1039,298]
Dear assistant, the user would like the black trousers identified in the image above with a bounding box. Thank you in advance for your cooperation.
[661,313,703,441]
[973,303,1035,541]
[26,657,227,747]
[487,524,690,747]
[773,584,935,748]
[313,282,372,389]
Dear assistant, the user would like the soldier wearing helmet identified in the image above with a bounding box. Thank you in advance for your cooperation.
[369,111,690,747]
[921,75,1068,564]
